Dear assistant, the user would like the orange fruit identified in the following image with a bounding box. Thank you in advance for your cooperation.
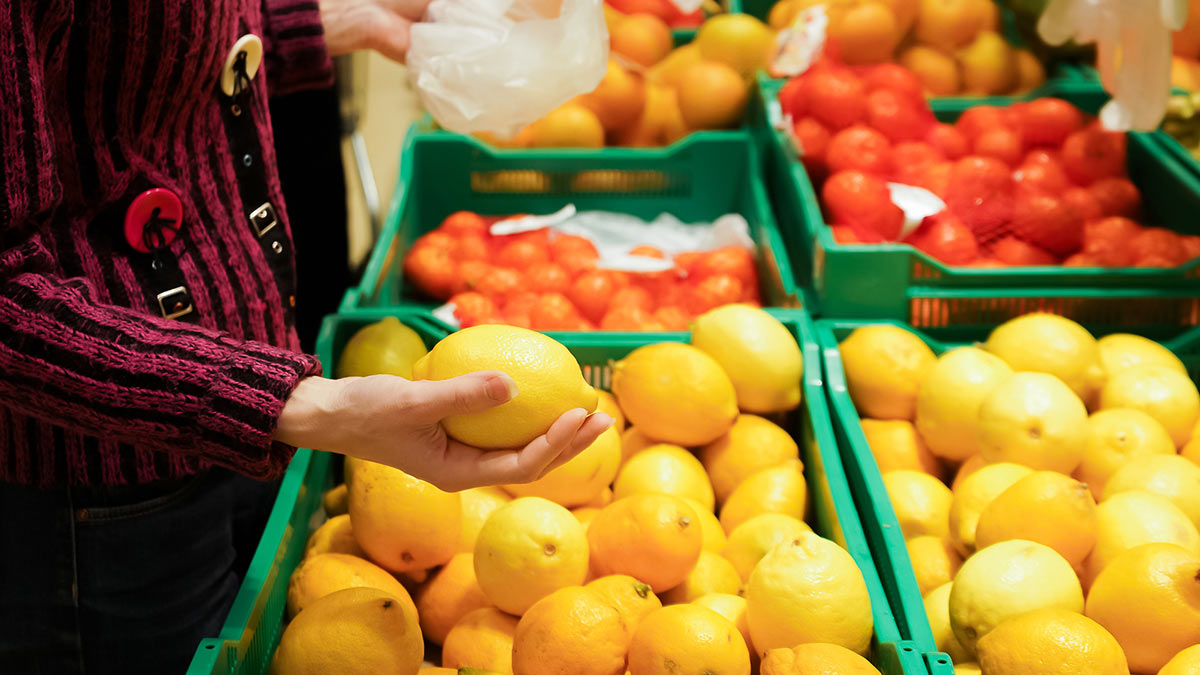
[860,419,944,480]
[579,60,647,132]
[568,271,617,324]
[914,0,980,52]
[675,61,748,130]
[760,642,882,674]
[587,574,664,639]
[899,45,961,96]
[285,553,410,619]
[878,0,918,34]
[512,586,628,675]
[573,506,602,529]
[588,493,704,592]
[527,104,605,148]
[828,1,902,66]
[628,604,751,675]
[441,607,518,674]
[647,43,704,89]
[610,13,674,68]
[616,82,689,147]
[415,553,493,646]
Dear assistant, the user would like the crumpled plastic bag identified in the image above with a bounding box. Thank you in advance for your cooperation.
[1039,0,1188,131]
[407,0,610,138]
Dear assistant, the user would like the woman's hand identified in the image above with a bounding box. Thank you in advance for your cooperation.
[319,0,433,62]
[275,373,613,491]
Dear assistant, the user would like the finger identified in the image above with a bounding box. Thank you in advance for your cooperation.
[446,408,590,487]
[406,371,518,422]
[381,0,434,21]
[535,412,614,479]
[365,12,415,63]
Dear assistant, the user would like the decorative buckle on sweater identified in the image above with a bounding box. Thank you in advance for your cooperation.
[249,202,277,238]
[157,286,194,320]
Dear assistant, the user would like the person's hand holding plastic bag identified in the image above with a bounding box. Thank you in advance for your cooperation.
[1038,0,1188,131]
[407,0,610,138]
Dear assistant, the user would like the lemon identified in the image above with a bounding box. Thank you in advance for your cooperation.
[692,593,754,660]
[691,305,803,413]
[953,664,981,675]
[1103,455,1200,529]
[1100,365,1200,448]
[661,550,743,604]
[270,587,423,675]
[719,459,807,533]
[595,389,625,432]
[323,483,348,517]
[923,583,973,663]
[974,471,1097,572]
[695,13,775,79]
[839,324,937,421]
[473,497,589,615]
[1078,408,1177,500]
[722,513,813,582]
[984,313,1106,406]
[882,470,953,540]
[948,462,1033,557]
[860,419,945,480]
[348,461,461,573]
[620,426,657,464]
[613,443,715,511]
[682,497,727,553]
[746,532,874,655]
[336,317,428,378]
[976,608,1129,675]
[951,454,987,492]
[700,414,799,504]
[304,514,365,559]
[1098,333,1187,377]
[976,372,1089,474]
[507,425,621,507]
[1086,491,1200,586]
[457,487,511,554]
[907,536,963,595]
[916,347,1013,461]
[1085,543,1200,674]
[948,540,1084,656]
[411,325,597,449]
[1160,644,1200,675]
[613,343,738,446]
[285,552,412,619]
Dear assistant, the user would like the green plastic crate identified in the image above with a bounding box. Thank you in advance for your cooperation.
[758,77,1200,332]
[814,317,1200,673]
[188,308,933,674]
[351,126,806,327]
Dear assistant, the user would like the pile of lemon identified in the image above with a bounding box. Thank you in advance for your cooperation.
[839,313,1200,675]
[272,306,883,675]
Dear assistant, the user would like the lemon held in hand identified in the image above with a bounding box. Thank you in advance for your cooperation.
[411,325,597,449]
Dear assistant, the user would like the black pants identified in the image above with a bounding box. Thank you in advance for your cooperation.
[0,469,278,674]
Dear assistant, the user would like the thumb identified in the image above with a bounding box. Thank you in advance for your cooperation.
[408,371,518,421]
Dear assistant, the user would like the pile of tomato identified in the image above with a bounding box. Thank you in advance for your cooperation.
[403,211,762,331]
[778,62,1200,268]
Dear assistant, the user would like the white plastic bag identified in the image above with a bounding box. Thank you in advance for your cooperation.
[1039,0,1188,131]
[407,0,610,138]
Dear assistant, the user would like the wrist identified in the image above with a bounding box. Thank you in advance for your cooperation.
[274,376,350,450]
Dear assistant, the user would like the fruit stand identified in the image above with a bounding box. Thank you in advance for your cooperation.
[189,2,1200,675]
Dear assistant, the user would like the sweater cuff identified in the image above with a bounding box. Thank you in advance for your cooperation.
[262,0,335,96]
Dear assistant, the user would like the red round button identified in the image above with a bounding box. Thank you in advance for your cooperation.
[125,188,183,253]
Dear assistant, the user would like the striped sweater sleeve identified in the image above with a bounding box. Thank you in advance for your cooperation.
[261,0,336,96]
[0,14,322,479]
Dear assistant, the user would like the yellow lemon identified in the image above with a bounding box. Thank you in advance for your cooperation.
[1159,644,1200,675]
[722,513,813,582]
[951,454,987,492]
[323,483,348,517]
[620,426,658,465]
[977,372,1089,474]
[860,419,945,480]
[923,583,973,664]
[1103,455,1200,529]
[335,316,427,378]
[760,642,882,674]
[415,553,492,646]
[507,425,621,507]
[916,347,1014,461]
[596,390,625,431]
[695,13,775,79]
[411,325,597,449]
[907,536,963,595]
[270,587,422,675]
[691,305,803,413]
[693,593,754,661]
[700,414,799,504]
[1078,408,1177,500]
[1014,48,1047,92]
[682,497,727,553]
[839,324,937,421]
[629,604,752,675]
[348,461,461,573]
[1100,365,1200,448]
[948,462,1033,557]
[1086,491,1200,587]
[661,550,743,604]
[1098,333,1187,377]
[974,471,1098,572]
[613,443,715,511]
[976,608,1129,675]
[511,586,627,675]
[441,607,518,674]
[458,487,511,554]
[746,532,874,655]
[719,459,807,533]
[948,540,1084,656]
[984,313,1105,406]
[473,497,589,615]
[956,31,1017,96]
[954,664,981,675]
[1085,543,1200,674]
[882,470,953,540]
[613,343,738,446]
[304,514,365,559]
[286,553,412,619]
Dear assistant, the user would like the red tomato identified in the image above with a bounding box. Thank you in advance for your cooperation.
[550,233,598,259]
[474,267,524,300]
[654,305,691,331]
[822,170,905,240]
[1062,187,1104,223]
[779,76,809,119]
[440,211,489,237]
[1089,177,1142,218]
[793,117,833,175]
[453,234,490,262]
[973,128,1025,167]
[687,274,744,314]
[829,224,865,244]
[524,262,571,293]
[905,212,980,265]
[861,63,925,99]
[605,0,673,21]
[404,245,458,299]
[913,161,954,199]
[611,286,655,312]
[1083,217,1141,266]
[449,292,498,326]
[945,156,1016,236]
[693,246,758,289]
[955,106,1009,141]
[1061,126,1127,185]
[1182,235,1200,262]
[827,125,893,175]
[567,271,616,323]
[530,293,582,331]
[1018,98,1084,146]
[1062,253,1101,267]
[891,142,945,185]
[1013,156,1070,196]
[866,88,934,142]
[495,239,550,268]
[600,306,657,331]
[991,236,1058,265]
[416,230,456,252]
[629,245,665,258]
[804,68,867,130]
[925,123,970,160]
[451,260,493,295]
[1009,192,1085,255]
[1131,228,1188,266]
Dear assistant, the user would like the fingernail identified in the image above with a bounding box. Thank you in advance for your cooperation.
[486,374,518,402]
[585,412,614,429]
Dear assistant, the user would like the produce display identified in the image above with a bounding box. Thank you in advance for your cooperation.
[777,63,1200,267]
[403,210,762,331]
[835,313,1200,673]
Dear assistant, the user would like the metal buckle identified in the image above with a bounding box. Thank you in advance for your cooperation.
[249,202,277,238]
[157,286,193,320]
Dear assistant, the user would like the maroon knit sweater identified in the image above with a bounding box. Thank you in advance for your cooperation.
[0,0,334,487]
